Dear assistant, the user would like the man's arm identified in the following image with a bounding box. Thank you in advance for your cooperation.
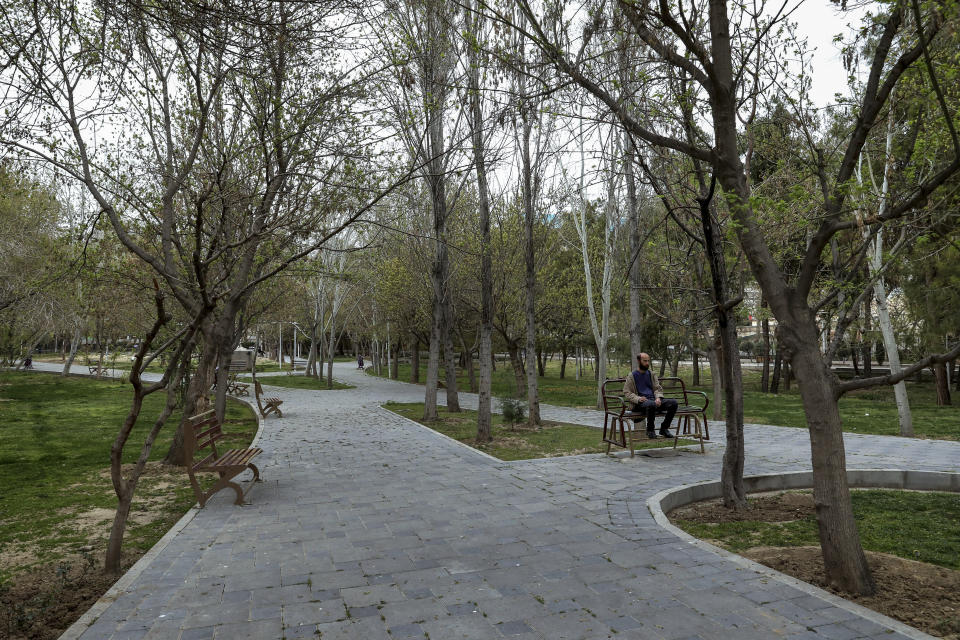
[623,374,644,405]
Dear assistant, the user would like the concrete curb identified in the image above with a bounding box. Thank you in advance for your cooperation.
[647,469,960,640]
[59,395,267,640]
[379,405,503,464]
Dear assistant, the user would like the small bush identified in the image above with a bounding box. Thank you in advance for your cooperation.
[500,397,526,424]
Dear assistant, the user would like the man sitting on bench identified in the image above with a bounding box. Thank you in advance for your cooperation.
[623,352,678,439]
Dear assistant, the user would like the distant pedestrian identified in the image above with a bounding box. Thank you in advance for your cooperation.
[23,355,33,369]
[357,353,364,369]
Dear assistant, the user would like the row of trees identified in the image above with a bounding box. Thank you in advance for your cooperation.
[2,0,958,598]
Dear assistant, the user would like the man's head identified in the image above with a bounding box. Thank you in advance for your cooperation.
[636,352,651,371]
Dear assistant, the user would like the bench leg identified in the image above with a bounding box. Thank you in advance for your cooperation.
[202,476,245,506]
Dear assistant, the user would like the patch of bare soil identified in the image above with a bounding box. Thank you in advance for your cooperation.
[669,493,960,639]
[1,462,188,640]
[0,554,142,640]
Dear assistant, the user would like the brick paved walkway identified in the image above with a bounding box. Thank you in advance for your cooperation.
[48,361,957,639]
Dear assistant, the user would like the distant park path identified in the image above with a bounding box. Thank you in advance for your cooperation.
[45,360,956,639]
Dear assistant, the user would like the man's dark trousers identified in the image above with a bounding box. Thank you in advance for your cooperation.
[632,398,679,433]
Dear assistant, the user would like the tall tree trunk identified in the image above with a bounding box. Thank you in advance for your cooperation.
[771,347,782,393]
[390,342,399,379]
[697,181,746,508]
[791,335,877,594]
[761,315,771,392]
[862,300,872,378]
[624,132,643,365]
[411,337,420,383]
[506,342,526,398]
[442,303,460,412]
[707,339,723,420]
[691,349,700,386]
[559,347,568,379]
[425,299,441,420]
[520,113,541,426]
[933,363,951,405]
[860,124,913,434]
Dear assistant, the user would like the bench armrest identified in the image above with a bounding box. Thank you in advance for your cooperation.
[685,390,709,411]
[603,395,627,414]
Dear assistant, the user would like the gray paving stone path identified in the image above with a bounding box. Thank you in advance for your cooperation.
[36,361,958,639]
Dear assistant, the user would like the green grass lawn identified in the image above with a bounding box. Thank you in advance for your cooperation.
[372,359,960,439]
[383,402,698,461]
[673,489,960,570]
[241,374,353,390]
[0,371,257,581]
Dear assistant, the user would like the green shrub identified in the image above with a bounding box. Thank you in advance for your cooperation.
[499,397,526,424]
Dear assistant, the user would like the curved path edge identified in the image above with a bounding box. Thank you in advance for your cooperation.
[647,469,960,640]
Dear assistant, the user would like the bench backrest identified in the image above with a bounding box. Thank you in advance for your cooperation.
[658,377,689,404]
[604,376,693,406]
[601,378,627,413]
[186,410,225,470]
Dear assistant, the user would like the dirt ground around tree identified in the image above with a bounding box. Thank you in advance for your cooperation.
[1,462,185,640]
[669,492,960,639]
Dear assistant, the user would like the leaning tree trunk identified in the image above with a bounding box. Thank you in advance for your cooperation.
[62,325,82,376]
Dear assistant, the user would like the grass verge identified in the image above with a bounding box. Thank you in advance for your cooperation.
[383,402,698,461]
[370,361,960,439]
[0,371,258,583]
[673,489,960,569]
[241,374,353,390]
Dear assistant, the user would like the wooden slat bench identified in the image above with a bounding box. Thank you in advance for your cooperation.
[226,373,250,396]
[601,377,707,456]
[254,380,283,418]
[185,410,262,507]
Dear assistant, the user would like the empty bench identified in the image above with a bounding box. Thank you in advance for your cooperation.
[185,410,262,507]
[254,380,283,418]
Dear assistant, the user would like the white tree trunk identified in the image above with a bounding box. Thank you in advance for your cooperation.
[858,106,912,436]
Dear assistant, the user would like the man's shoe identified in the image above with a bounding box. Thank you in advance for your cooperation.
[660,428,674,439]
[646,430,658,439]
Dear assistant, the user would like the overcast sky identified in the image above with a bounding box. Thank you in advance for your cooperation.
[793,0,867,107]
